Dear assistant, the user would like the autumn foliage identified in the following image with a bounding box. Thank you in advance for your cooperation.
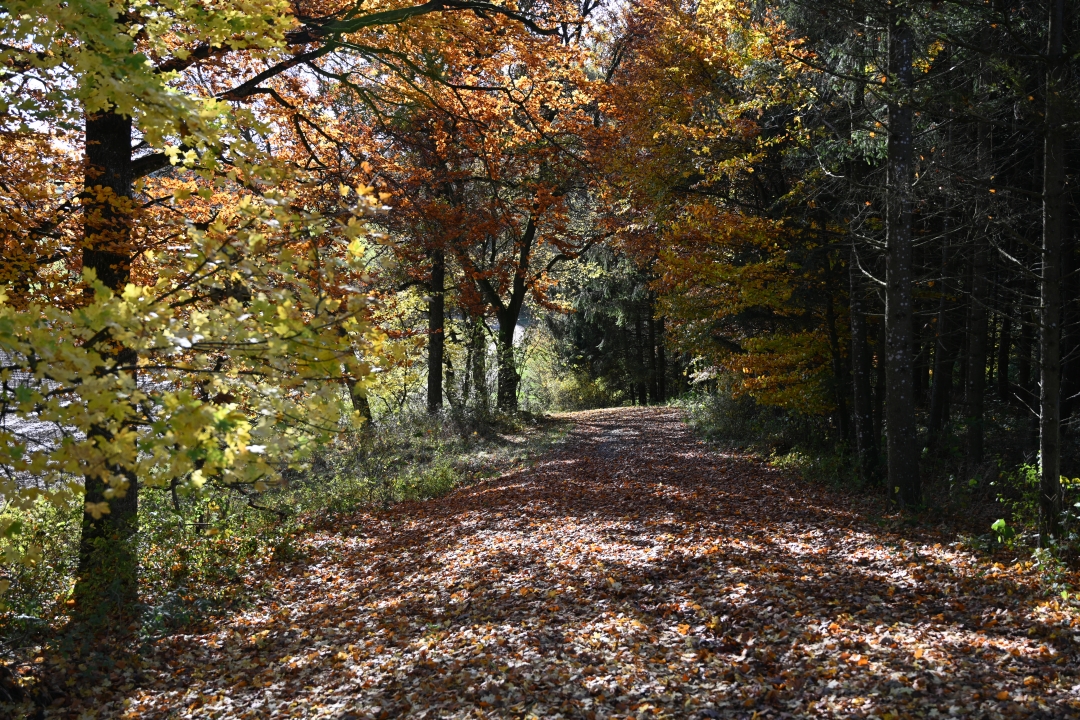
[2,0,1080,714]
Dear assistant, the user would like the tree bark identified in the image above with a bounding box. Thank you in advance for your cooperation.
[997,312,1012,401]
[1018,309,1034,406]
[470,316,489,416]
[74,109,139,629]
[913,326,928,407]
[1039,0,1065,544]
[648,296,659,404]
[427,248,445,414]
[850,248,878,483]
[874,322,886,448]
[884,9,920,508]
[495,313,519,411]
[965,240,989,469]
[634,308,647,405]
[656,316,667,403]
[350,378,373,426]
[466,217,534,413]
[926,317,956,447]
[825,294,851,443]
[927,232,959,448]
[496,218,537,412]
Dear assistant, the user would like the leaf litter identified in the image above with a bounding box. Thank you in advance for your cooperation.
[42,408,1080,718]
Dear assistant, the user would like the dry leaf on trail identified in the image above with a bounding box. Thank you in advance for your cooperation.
[39,409,1080,719]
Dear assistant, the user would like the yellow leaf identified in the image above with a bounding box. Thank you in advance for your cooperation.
[85,501,111,519]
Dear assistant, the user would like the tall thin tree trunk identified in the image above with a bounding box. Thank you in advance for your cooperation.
[652,317,660,403]
[427,248,445,414]
[965,82,995,470]
[928,289,963,453]
[998,312,1012,400]
[926,328,956,446]
[634,308,647,405]
[648,296,659,404]
[850,247,877,483]
[965,240,989,469]
[928,228,958,448]
[623,325,636,405]
[74,109,139,628]
[825,294,851,443]
[884,11,920,508]
[1039,0,1065,543]
[1019,309,1034,406]
[913,327,927,407]
[471,316,489,417]
[874,322,887,448]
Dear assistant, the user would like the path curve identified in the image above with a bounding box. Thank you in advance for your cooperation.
[95,408,1079,718]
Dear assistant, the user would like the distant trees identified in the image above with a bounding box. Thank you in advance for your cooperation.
[594,0,1080,539]
[546,249,676,406]
[313,1,608,414]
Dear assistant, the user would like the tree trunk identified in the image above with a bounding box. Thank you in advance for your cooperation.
[74,109,139,629]
[912,327,927,407]
[648,296,659,404]
[927,234,959,448]
[470,316,489,416]
[484,217,535,413]
[997,312,1012,401]
[622,325,636,405]
[965,240,989,469]
[850,248,877,483]
[652,317,660,405]
[350,379,373,426]
[427,248,445,414]
[825,294,851,443]
[873,322,886,448]
[1039,0,1065,544]
[495,312,519,412]
[634,308,647,405]
[1018,309,1034,406]
[926,324,956,447]
[884,11,920,508]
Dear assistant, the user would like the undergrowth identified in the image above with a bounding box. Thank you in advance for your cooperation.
[678,387,852,487]
[682,386,1080,592]
[0,410,568,655]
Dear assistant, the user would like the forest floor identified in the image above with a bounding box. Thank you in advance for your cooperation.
[34,408,1080,718]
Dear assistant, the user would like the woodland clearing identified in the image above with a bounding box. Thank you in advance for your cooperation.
[21,407,1080,719]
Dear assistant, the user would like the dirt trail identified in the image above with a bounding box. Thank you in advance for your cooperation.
[90,408,1078,718]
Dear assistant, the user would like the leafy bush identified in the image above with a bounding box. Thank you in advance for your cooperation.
[681,381,855,487]
[0,496,80,637]
[544,370,625,411]
[991,464,1080,553]
[681,382,838,454]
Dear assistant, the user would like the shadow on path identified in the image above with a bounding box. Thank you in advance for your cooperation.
[88,408,1079,719]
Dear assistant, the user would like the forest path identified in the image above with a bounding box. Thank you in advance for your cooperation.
[110,407,1077,719]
